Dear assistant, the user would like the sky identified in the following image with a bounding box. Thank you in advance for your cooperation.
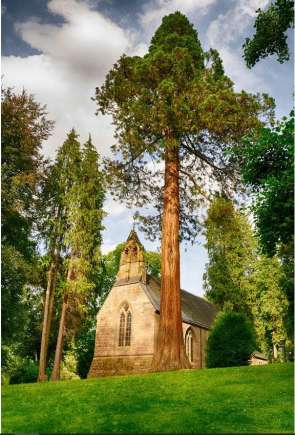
[2,0,293,296]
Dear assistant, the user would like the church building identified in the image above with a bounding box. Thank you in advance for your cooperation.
[88,230,217,377]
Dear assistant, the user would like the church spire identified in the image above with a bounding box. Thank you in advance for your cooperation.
[116,228,146,284]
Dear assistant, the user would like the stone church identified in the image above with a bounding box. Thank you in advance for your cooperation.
[88,230,217,377]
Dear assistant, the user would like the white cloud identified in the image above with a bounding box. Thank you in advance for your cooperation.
[208,0,269,48]
[206,0,270,92]
[2,0,131,158]
[139,0,217,44]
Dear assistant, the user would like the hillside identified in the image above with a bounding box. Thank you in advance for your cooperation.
[2,363,293,433]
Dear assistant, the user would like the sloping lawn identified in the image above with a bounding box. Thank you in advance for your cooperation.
[2,363,293,433]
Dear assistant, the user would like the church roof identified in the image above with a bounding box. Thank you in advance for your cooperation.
[140,276,218,330]
[114,228,217,329]
[126,229,144,249]
[251,351,268,361]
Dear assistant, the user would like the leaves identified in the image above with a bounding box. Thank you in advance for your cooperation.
[94,12,273,242]
[243,0,294,67]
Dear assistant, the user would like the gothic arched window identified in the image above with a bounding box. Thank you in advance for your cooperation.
[185,328,194,363]
[125,312,132,346]
[118,303,132,346]
[118,312,125,347]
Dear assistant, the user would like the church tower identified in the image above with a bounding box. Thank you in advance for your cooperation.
[116,229,146,284]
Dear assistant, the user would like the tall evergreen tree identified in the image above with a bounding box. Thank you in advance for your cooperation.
[37,129,82,381]
[94,12,274,370]
[248,256,289,358]
[203,196,257,313]
[51,135,105,381]
[203,195,289,357]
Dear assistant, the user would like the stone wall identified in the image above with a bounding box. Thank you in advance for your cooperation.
[88,281,210,377]
[88,282,156,377]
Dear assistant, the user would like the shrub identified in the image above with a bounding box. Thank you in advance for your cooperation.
[206,311,256,368]
[9,359,39,384]
[60,351,80,380]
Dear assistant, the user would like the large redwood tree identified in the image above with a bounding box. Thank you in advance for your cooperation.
[95,12,274,371]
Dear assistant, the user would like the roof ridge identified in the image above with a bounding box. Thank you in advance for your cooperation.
[148,274,211,305]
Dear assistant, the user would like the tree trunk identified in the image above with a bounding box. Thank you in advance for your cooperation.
[37,250,60,382]
[50,258,76,381]
[152,143,190,371]
[50,293,68,381]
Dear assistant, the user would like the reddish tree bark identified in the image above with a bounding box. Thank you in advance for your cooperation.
[152,143,190,371]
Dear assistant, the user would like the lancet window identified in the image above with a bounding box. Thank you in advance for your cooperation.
[185,328,194,363]
[118,303,132,346]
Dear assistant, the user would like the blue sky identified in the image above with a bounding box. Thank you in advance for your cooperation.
[2,0,293,296]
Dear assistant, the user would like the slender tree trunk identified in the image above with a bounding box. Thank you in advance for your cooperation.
[37,250,60,382]
[152,143,190,371]
[51,293,68,381]
[51,260,75,381]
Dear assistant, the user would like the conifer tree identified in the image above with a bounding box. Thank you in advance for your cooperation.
[95,12,274,371]
[51,135,105,381]
[204,195,289,358]
[38,129,82,381]
[203,195,257,314]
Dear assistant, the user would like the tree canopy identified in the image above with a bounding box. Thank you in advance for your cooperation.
[243,0,294,67]
[203,195,290,358]
[1,86,53,345]
[238,112,294,257]
[96,11,273,242]
[95,11,274,370]
[203,195,257,314]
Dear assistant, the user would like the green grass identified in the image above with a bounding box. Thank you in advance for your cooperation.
[2,363,294,433]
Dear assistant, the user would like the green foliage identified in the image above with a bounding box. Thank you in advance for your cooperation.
[60,351,80,381]
[248,256,289,357]
[144,250,161,279]
[75,322,96,379]
[207,312,256,368]
[2,345,39,385]
[236,112,294,341]
[95,11,273,242]
[1,86,53,345]
[64,134,105,306]
[239,112,294,257]
[203,196,257,314]
[9,359,39,385]
[203,196,289,356]
[243,0,294,67]
[2,364,293,433]
[40,131,105,342]
[1,245,32,343]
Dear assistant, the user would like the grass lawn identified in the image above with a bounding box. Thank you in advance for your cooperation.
[2,362,294,433]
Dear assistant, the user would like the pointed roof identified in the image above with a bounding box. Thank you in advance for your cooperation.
[114,229,218,329]
[126,229,144,250]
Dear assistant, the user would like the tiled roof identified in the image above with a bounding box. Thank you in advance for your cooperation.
[251,351,268,360]
[141,275,218,330]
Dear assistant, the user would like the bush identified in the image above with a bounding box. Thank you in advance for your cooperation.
[75,325,96,379]
[9,359,39,384]
[206,311,256,368]
[60,351,80,380]
[2,344,39,384]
